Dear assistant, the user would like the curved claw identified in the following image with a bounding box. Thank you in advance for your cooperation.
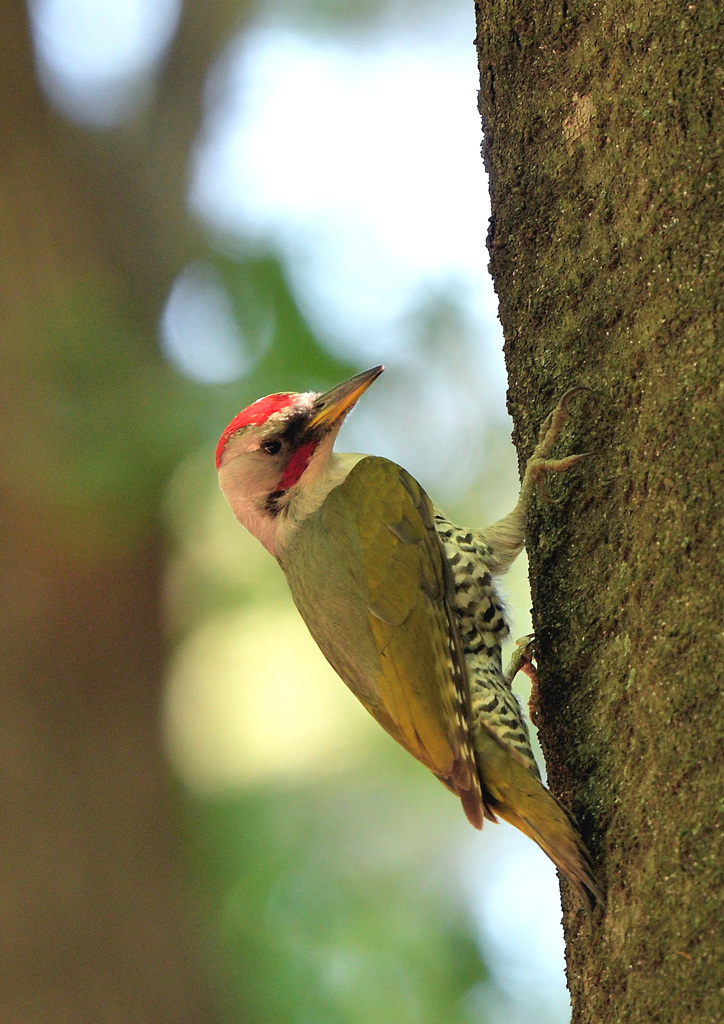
[504,634,537,685]
[535,387,592,455]
[503,635,544,726]
[518,390,592,508]
[558,385,595,404]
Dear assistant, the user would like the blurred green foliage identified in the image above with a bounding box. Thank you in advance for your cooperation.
[183,769,489,1024]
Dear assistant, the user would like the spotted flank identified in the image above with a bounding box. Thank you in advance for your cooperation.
[441,602,484,820]
[434,512,540,778]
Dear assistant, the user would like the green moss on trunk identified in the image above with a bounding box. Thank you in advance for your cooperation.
[475,1,723,1020]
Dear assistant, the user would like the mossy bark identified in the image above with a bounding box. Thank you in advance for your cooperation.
[475,1,722,1021]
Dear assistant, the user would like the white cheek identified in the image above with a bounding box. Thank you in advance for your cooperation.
[218,459,277,552]
[220,455,278,503]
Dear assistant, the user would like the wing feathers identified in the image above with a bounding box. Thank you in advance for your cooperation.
[280,456,483,826]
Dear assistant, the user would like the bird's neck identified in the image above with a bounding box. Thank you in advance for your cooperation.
[259,452,366,559]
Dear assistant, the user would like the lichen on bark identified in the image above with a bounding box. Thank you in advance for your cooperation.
[475,1,724,1020]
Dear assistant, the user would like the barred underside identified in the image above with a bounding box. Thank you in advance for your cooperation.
[434,512,540,779]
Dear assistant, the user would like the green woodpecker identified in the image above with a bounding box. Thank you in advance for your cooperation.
[216,366,601,912]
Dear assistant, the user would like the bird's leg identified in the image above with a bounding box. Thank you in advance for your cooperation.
[517,387,590,507]
[479,388,589,575]
[503,633,536,685]
[504,634,544,727]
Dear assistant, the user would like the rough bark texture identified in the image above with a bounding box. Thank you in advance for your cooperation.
[474,1,722,1022]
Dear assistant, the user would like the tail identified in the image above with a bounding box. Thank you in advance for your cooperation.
[474,726,603,915]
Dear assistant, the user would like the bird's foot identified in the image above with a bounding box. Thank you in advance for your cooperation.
[521,388,590,503]
[504,634,537,685]
[504,635,544,727]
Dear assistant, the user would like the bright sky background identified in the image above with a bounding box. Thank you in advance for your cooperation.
[190,23,501,361]
[28,1,571,1020]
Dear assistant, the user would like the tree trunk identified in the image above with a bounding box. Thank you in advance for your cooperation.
[475,1,723,1021]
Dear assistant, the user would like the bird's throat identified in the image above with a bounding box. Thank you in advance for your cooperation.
[279,440,318,490]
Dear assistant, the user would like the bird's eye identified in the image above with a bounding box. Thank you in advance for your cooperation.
[260,438,282,455]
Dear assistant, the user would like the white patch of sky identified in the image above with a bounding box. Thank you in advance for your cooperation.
[28,0,180,124]
[162,262,252,384]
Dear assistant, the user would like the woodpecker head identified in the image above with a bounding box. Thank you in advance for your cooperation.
[216,365,384,555]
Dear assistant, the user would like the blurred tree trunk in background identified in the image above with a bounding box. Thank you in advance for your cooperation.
[475,1,722,1021]
[0,4,243,1021]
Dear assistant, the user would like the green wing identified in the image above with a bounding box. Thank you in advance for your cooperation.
[279,456,484,828]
